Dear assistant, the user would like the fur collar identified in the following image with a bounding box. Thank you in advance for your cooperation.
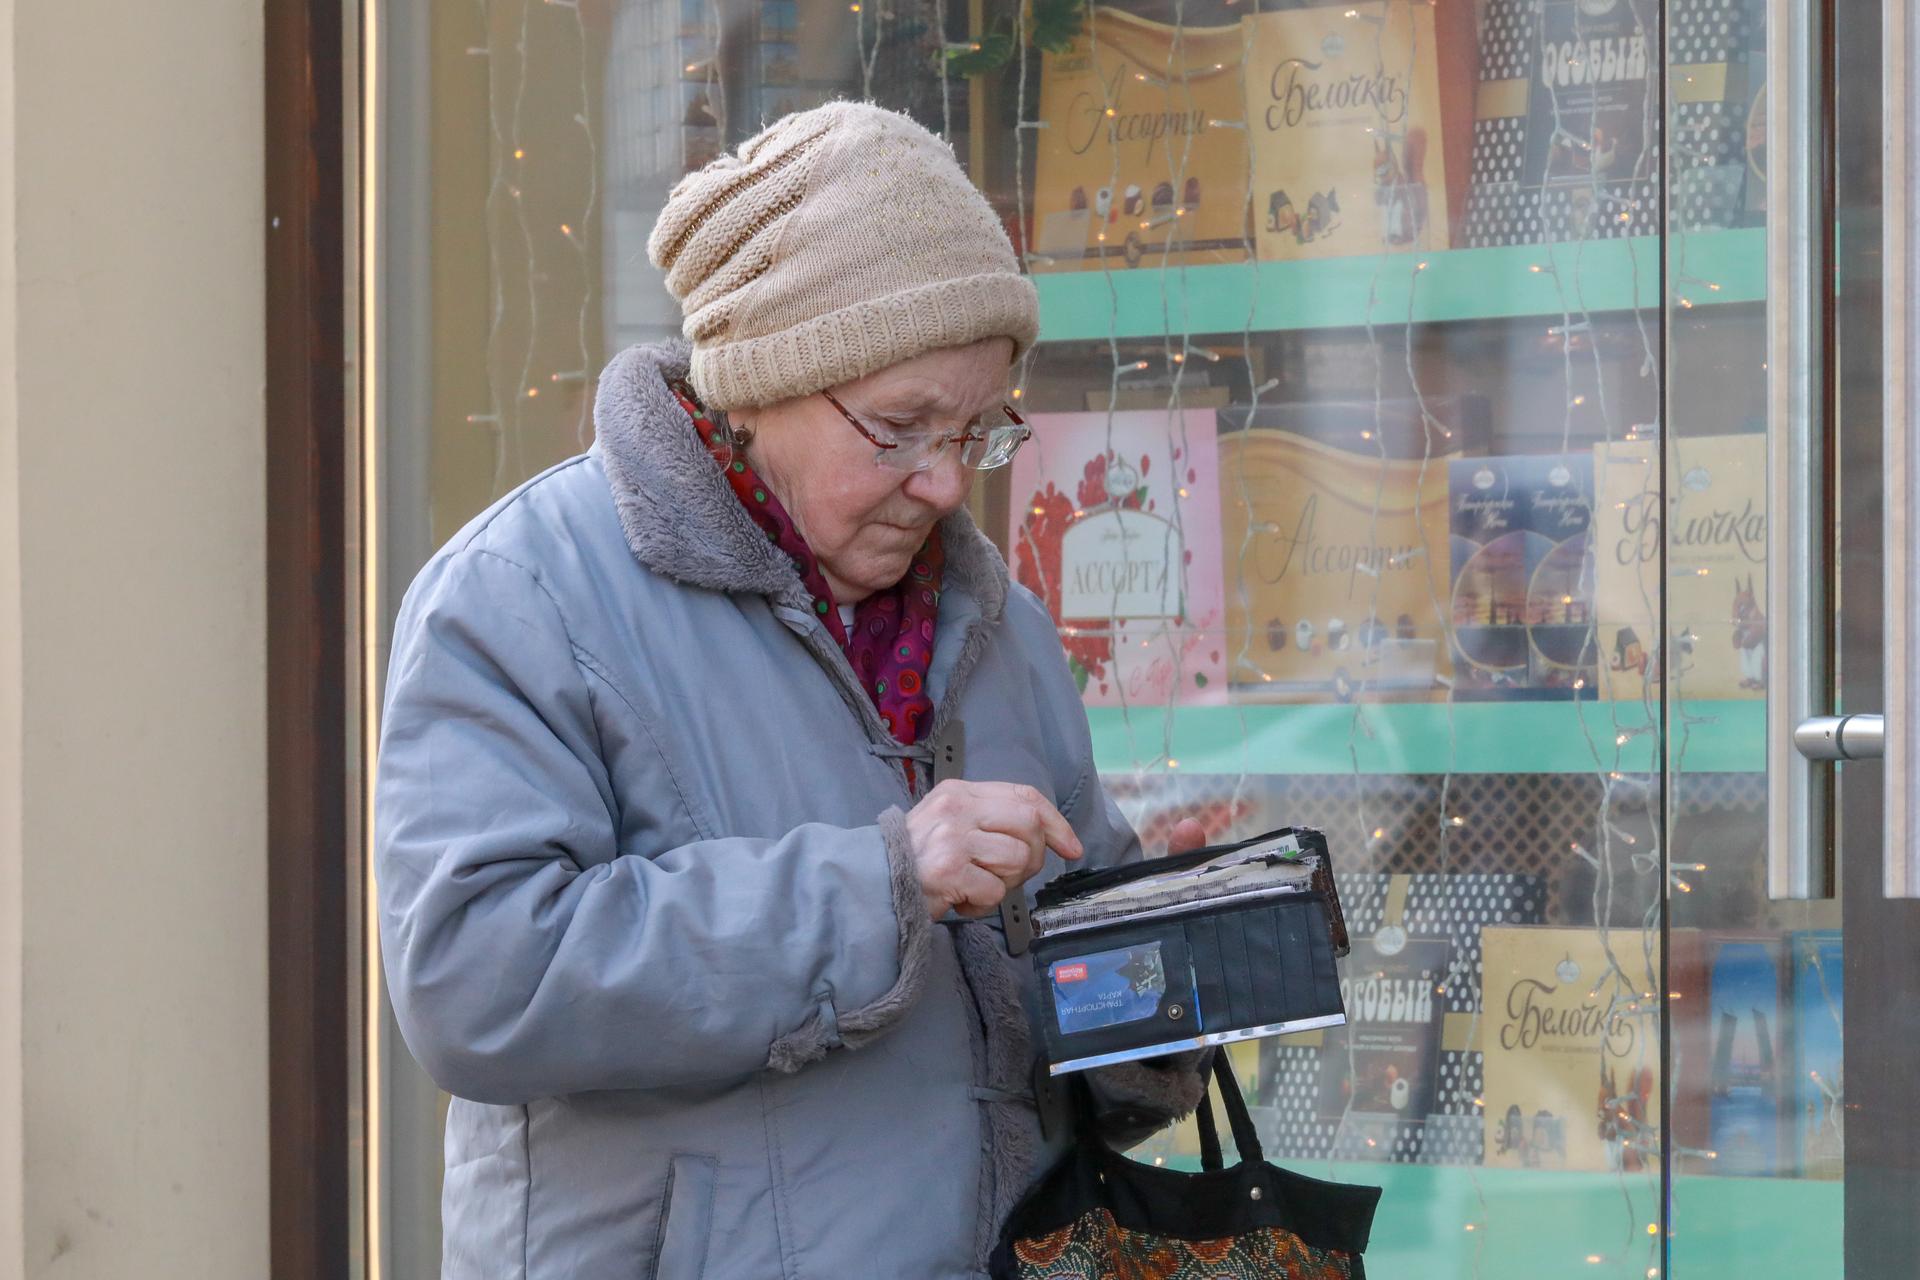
[593,341,1009,625]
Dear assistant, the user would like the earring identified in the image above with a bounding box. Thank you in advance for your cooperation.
[718,411,754,446]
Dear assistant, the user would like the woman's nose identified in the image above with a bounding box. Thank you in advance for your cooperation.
[902,449,973,512]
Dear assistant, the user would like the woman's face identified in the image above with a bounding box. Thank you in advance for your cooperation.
[741,337,1014,604]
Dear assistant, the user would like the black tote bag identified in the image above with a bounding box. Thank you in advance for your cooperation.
[991,1053,1382,1279]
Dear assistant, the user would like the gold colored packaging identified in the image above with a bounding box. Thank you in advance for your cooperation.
[1219,399,1485,700]
[1032,8,1251,272]
[1482,927,1663,1174]
[1592,433,1767,702]
[1245,1,1475,261]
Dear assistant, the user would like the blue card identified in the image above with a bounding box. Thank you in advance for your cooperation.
[1050,942,1169,1035]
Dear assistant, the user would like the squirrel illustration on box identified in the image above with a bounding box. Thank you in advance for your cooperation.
[1731,575,1768,690]
[1597,1064,1656,1172]
[1369,129,1431,246]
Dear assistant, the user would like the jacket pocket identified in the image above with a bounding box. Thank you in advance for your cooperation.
[648,1154,718,1280]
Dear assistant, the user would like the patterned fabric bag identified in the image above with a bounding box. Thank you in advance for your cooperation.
[992,1053,1381,1279]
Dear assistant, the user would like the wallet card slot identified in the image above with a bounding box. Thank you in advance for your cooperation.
[1033,925,1201,1064]
[1277,901,1312,1019]
[1307,906,1343,1012]
[1246,905,1289,1025]
[1217,911,1254,1027]
[1183,912,1228,1034]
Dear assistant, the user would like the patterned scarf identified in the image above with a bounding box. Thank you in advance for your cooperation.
[675,383,944,756]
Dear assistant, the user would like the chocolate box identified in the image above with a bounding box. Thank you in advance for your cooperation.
[1220,395,1490,701]
[1244,0,1477,260]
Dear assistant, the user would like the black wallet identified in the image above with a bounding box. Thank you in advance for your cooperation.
[1027,827,1352,1075]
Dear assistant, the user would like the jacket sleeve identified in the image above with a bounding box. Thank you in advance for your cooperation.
[375,548,931,1104]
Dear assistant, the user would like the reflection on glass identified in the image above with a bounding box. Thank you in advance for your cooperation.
[1661,0,1844,1272]
[1019,0,1667,1274]
[373,0,1844,1274]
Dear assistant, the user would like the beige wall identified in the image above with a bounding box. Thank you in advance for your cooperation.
[0,1,270,1277]
[0,0,23,1268]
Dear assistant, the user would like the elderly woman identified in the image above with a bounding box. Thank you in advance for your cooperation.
[376,102,1210,1280]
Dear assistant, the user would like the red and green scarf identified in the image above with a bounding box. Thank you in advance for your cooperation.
[676,383,943,752]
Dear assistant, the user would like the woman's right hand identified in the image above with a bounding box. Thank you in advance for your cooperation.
[905,779,1084,920]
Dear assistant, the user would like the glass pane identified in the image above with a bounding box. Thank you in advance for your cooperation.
[1661,0,1845,1271]
[1004,0,1668,1273]
[372,0,1030,1267]
[359,0,1812,1274]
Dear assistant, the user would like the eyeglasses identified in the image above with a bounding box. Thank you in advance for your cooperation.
[821,388,1031,473]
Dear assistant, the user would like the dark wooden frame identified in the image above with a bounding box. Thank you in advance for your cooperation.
[250,0,1920,1273]
[266,0,353,1276]
[1833,0,1920,1262]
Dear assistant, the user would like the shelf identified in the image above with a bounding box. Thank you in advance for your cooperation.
[1088,698,1763,776]
[1033,228,1765,342]
[1134,1160,1834,1279]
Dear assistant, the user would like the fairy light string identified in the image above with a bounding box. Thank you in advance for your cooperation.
[505,0,542,489]
[1530,0,1668,1266]
[1021,0,1681,1258]
[1143,0,1202,777]
[1076,0,1722,1263]
[977,5,1674,1257]
[446,2,1727,1262]
[469,0,608,499]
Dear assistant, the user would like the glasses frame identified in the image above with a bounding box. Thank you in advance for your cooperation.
[821,388,1031,472]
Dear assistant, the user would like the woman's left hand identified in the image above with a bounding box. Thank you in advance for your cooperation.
[1166,819,1208,857]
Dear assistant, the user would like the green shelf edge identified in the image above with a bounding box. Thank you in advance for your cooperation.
[1034,228,1765,341]
[1139,1160,1836,1279]
[1088,698,1763,776]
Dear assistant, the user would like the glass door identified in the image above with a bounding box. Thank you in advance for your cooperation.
[1659,0,1845,1264]
[1659,0,1920,1269]
[1664,0,1920,1268]
[1847,0,1920,1262]
[975,0,1718,1270]
[355,0,1913,1274]
[1055,1,1678,1271]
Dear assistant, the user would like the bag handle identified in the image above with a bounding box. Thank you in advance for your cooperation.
[1193,1050,1264,1171]
[1194,1081,1225,1171]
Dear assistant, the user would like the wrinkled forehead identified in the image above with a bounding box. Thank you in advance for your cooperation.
[862,377,1004,421]
[847,340,1014,420]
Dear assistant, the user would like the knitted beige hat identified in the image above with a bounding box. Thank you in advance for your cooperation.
[646,101,1040,411]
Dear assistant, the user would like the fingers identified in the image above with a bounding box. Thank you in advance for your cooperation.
[1165,817,1210,857]
[969,782,1084,862]
[951,863,1010,917]
[1034,795,1085,861]
[906,779,1088,922]
[967,830,1041,885]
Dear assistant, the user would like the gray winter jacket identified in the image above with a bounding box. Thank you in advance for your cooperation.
[375,343,1204,1279]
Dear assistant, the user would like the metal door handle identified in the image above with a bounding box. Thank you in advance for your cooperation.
[1793,714,1887,761]
[1765,0,1834,900]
